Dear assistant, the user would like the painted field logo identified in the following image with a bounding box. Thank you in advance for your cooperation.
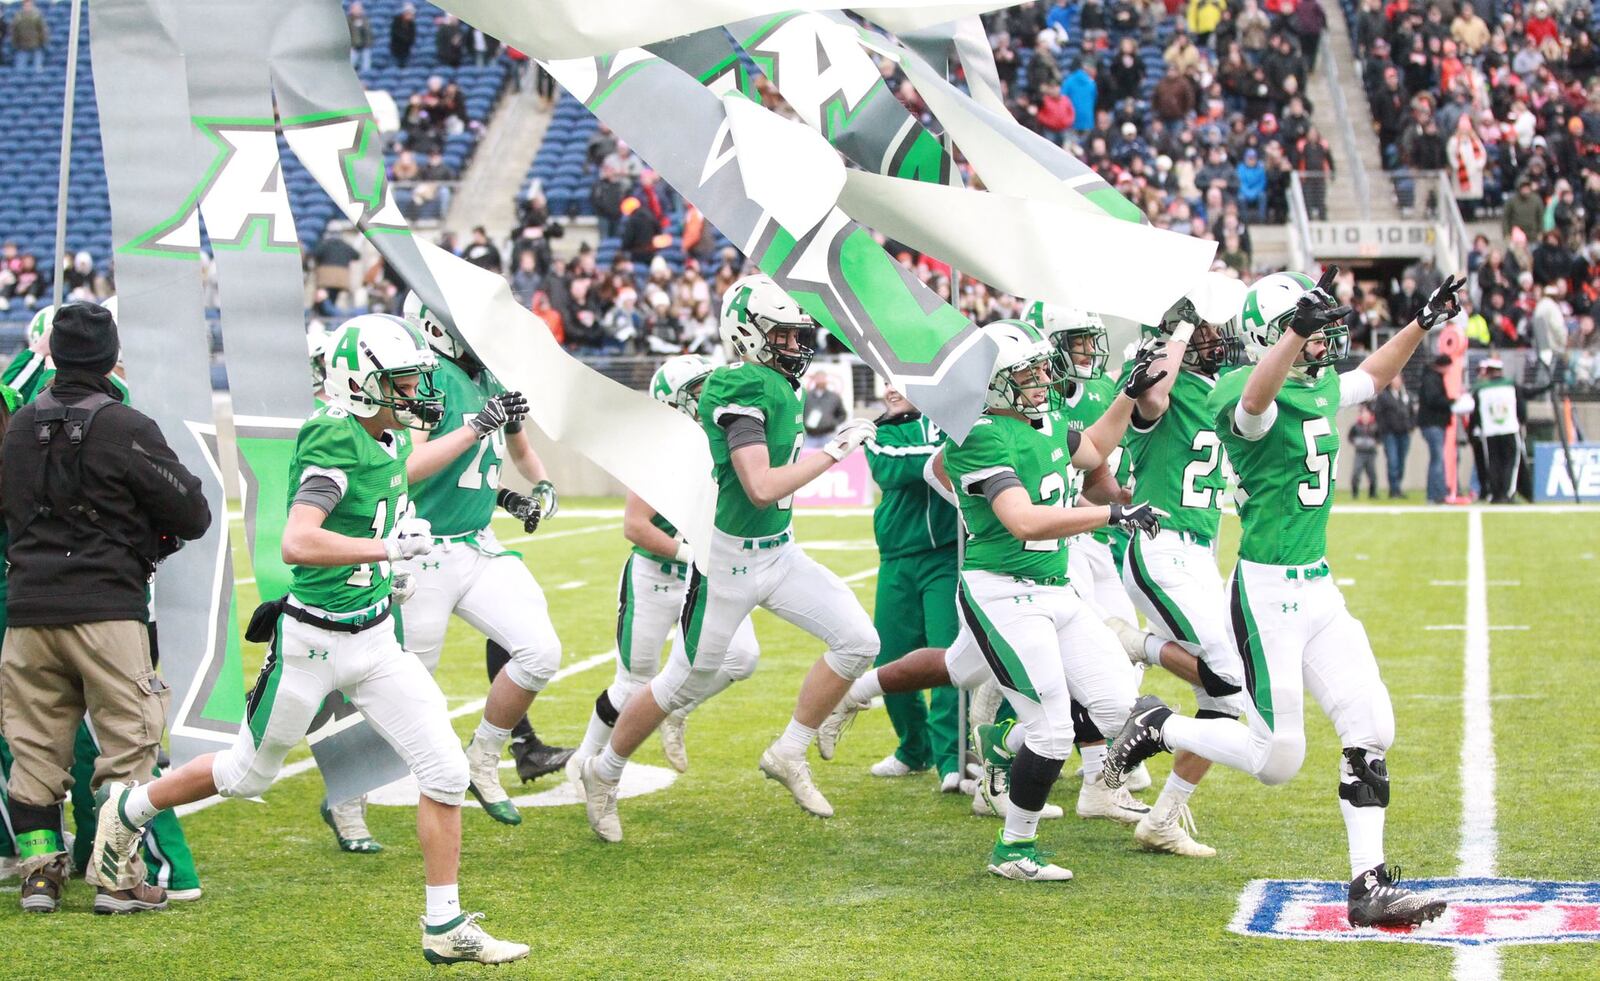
[1231,878,1600,946]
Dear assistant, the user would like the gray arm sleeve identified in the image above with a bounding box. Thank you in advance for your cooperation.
[973,472,1025,503]
[293,474,345,514]
[722,414,767,452]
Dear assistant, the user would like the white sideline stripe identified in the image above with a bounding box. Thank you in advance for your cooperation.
[501,521,621,546]
[841,566,880,584]
[173,649,617,819]
[1454,509,1499,981]
[1423,625,1527,631]
[1430,580,1520,587]
[555,580,587,590]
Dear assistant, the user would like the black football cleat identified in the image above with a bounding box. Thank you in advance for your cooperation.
[1102,695,1173,789]
[510,734,575,783]
[1348,864,1447,928]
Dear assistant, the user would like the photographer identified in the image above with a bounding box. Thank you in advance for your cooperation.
[0,302,210,913]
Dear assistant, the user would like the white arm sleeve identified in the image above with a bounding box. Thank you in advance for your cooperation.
[1232,401,1277,442]
[1338,369,1378,408]
[923,453,958,507]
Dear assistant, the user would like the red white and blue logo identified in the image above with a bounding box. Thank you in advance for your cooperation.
[1231,878,1600,946]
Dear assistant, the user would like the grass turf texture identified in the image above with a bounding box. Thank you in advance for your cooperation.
[3,501,1595,979]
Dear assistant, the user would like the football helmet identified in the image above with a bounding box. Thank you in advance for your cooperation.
[26,304,55,346]
[307,327,332,390]
[403,289,465,361]
[719,274,816,378]
[1236,271,1349,375]
[321,313,444,430]
[982,319,1058,419]
[1024,300,1108,381]
[1158,273,1246,373]
[650,354,715,420]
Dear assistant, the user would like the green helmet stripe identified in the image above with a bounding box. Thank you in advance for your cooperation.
[1286,271,1317,290]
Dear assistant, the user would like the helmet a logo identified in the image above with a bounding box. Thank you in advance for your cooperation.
[1241,291,1265,333]
[1023,301,1044,331]
[726,285,754,325]
[331,329,361,371]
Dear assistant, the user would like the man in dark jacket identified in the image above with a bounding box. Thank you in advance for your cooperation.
[1417,353,1455,503]
[0,303,211,913]
[389,2,417,68]
[1372,374,1416,497]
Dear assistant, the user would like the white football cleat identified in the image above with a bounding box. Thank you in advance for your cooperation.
[166,887,204,902]
[869,753,923,778]
[987,835,1073,882]
[758,746,834,817]
[577,758,623,843]
[1106,617,1150,666]
[1077,772,1152,825]
[421,912,530,965]
[564,748,588,790]
[1134,800,1216,858]
[1126,762,1153,793]
[940,771,964,794]
[464,738,521,825]
[972,785,1063,820]
[89,781,145,888]
[659,712,689,773]
[816,696,863,761]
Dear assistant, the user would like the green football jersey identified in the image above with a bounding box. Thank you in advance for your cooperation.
[1126,371,1224,540]
[1210,366,1341,565]
[409,358,506,537]
[632,511,679,563]
[699,362,805,538]
[1053,374,1131,546]
[287,405,413,613]
[945,411,1072,581]
[1,349,48,403]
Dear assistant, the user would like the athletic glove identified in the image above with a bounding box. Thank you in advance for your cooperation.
[468,391,530,437]
[1107,502,1165,540]
[1121,346,1169,400]
[1416,274,1466,330]
[383,517,434,562]
[529,479,558,521]
[1288,265,1352,338]
[823,418,877,462]
[498,488,544,534]
[391,571,418,603]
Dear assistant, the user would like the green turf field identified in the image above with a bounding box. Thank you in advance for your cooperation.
[4,501,1596,979]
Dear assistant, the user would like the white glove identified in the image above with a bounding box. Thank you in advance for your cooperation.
[823,418,877,462]
[384,517,434,562]
[390,571,418,603]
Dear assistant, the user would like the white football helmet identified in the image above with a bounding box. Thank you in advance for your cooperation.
[1236,271,1348,374]
[403,289,465,361]
[982,319,1057,419]
[321,313,443,430]
[650,353,715,420]
[307,327,333,390]
[719,273,816,378]
[27,304,55,345]
[1159,273,1247,373]
[1024,301,1108,381]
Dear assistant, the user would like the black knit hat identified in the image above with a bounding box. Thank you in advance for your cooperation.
[50,302,119,375]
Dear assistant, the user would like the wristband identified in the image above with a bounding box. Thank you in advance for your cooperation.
[673,540,693,564]
[1168,321,1195,346]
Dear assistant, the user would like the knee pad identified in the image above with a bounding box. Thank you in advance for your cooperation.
[1070,699,1105,745]
[1255,730,1307,786]
[415,746,470,806]
[595,689,623,727]
[822,637,879,681]
[502,641,561,693]
[1338,747,1390,808]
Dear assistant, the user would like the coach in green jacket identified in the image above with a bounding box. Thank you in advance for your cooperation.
[863,386,961,788]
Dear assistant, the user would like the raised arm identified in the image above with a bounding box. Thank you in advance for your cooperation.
[1072,347,1168,471]
[1356,275,1465,391]
[407,391,529,482]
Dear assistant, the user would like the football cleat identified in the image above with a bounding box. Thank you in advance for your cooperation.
[972,782,1064,820]
[1076,772,1152,824]
[974,719,1018,817]
[89,781,145,890]
[1126,762,1153,793]
[510,734,574,783]
[986,834,1073,882]
[166,887,204,902]
[940,771,965,794]
[421,912,531,965]
[1103,696,1173,789]
[659,712,690,773]
[817,695,864,761]
[1348,865,1448,928]
[577,758,623,843]
[322,796,383,853]
[759,746,834,818]
[1106,617,1150,666]
[564,748,589,790]
[869,753,925,778]
[93,881,168,915]
[465,739,522,826]
[1134,800,1216,857]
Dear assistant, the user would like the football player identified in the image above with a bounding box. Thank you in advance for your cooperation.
[92,314,528,963]
[394,291,563,831]
[1102,273,1250,858]
[577,275,880,842]
[1103,268,1464,926]
[567,355,760,778]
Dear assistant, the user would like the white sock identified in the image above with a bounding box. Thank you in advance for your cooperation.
[775,717,817,758]
[850,669,883,703]
[1162,715,1254,771]
[423,883,461,927]
[1001,804,1043,845]
[1003,723,1025,754]
[122,784,161,827]
[1162,771,1197,802]
[472,718,513,754]
[593,745,628,784]
[577,711,614,759]
[1341,800,1387,879]
[1078,742,1107,777]
[1142,633,1167,668]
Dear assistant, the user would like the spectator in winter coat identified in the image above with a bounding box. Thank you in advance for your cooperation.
[1152,66,1197,123]
[1502,179,1545,245]
[390,4,417,68]
[1347,407,1381,499]
[1291,0,1327,71]
[347,2,373,73]
[1062,62,1098,137]
[1418,354,1455,503]
[1236,149,1268,220]
[1445,115,1488,218]
[1373,375,1416,497]
[1450,3,1489,55]
[11,0,46,72]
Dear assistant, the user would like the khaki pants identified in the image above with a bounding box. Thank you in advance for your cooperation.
[0,621,167,881]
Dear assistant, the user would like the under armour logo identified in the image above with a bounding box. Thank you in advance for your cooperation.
[1315,397,1329,408]
[1013,594,1034,604]
[307,649,330,660]
[1090,393,1104,402]
[731,566,748,575]
[420,561,441,571]
[651,584,673,593]
[1281,602,1299,613]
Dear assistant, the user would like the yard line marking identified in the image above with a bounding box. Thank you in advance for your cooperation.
[1424,624,1527,631]
[1429,580,1520,587]
[1454,509,1499,981]
[840,566,880,585]
[555,580,587,590]
[501,521,621,546]
[174,649,616,818]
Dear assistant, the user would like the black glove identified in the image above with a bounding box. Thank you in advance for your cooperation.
[1416,274,1466,330]
[497,488,543,534]
[468,392,530,437]
[1108,501,1164,539]
[1288,265,1352,338]
[1121,345,1169,399]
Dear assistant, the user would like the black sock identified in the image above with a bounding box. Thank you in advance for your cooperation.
[1008,746,1066,814]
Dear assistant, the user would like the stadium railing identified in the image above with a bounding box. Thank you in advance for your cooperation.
[1287,172,1315,272]
[1320,48,1372,221]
